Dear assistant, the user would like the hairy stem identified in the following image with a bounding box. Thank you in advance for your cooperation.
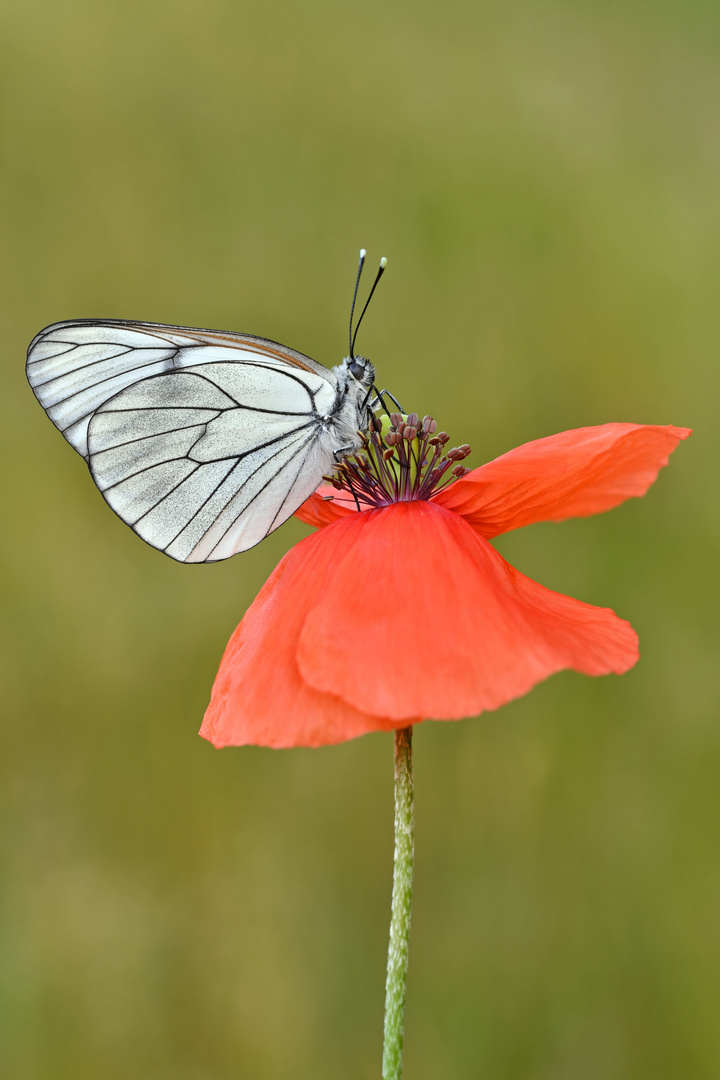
[382,726,415,1080]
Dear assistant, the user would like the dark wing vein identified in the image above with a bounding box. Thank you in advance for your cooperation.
[131,463,202,527]
[264,447,313,537]
[29,347,135,386]
[95,415,317,493]
[90,413,222,453]
[205,430,318,560]
[162,430,315,555]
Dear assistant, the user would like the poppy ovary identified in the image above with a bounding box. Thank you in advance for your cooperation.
[323,411,472,508]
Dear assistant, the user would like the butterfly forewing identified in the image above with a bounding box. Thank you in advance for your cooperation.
[26,320,332,457]
[27,320,350,561]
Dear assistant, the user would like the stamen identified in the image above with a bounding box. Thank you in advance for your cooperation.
[324,411,473,509]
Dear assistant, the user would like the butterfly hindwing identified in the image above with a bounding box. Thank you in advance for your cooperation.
[88,366,335,562]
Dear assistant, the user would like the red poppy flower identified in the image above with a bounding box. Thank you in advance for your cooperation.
[200,418,690,749]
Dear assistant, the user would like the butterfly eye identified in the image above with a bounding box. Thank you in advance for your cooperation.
[349,358,367,381]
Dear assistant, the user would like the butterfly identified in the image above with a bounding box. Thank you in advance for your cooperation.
[26,252,390,563]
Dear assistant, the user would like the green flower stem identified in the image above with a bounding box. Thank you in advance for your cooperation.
[382,726,415,1080]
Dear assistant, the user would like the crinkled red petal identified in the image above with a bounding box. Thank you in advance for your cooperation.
[199,524,410,748]
[432,423,691,538]
[297,501,639,721]
[295,485,356,528]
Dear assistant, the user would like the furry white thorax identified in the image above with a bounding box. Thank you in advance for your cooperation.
[324,354,376,456]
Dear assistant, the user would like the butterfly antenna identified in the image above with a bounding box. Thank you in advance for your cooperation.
[351,256,387,357]
[348,249,366,360]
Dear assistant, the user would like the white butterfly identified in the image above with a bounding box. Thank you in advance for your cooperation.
[27,256,387,563]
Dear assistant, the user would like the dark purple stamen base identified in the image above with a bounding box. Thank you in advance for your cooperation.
[325,412,472,509]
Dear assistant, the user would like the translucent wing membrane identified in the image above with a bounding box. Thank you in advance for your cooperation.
[27,320,343,562]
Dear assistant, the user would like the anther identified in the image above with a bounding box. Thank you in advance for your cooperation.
[324,411,472,508]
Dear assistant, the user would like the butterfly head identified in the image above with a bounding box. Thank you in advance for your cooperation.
[344,353,375,389]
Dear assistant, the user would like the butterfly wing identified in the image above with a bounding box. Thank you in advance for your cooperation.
[26,319,333,457]
[27,320,343,562]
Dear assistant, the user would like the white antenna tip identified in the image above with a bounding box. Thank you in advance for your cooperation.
[359,248,367,259]
[380,256,387,268]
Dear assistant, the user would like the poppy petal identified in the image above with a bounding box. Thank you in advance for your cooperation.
[200,524,407,748]
[297,501,638,721]
[294,485,357,528]
[433,423,691,538]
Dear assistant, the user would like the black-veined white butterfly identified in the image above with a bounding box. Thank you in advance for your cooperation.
[27,251,389,563]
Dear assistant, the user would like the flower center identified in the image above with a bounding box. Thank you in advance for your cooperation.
[324,412,472,508]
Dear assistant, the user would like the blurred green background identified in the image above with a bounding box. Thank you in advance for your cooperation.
[1,0,718,1077]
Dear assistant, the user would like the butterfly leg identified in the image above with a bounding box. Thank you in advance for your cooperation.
[333,444,357,461]
[377,388,404,412]
[363,385,405,417]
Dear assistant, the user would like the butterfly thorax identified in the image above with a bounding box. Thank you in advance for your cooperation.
[322,354,376,456]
